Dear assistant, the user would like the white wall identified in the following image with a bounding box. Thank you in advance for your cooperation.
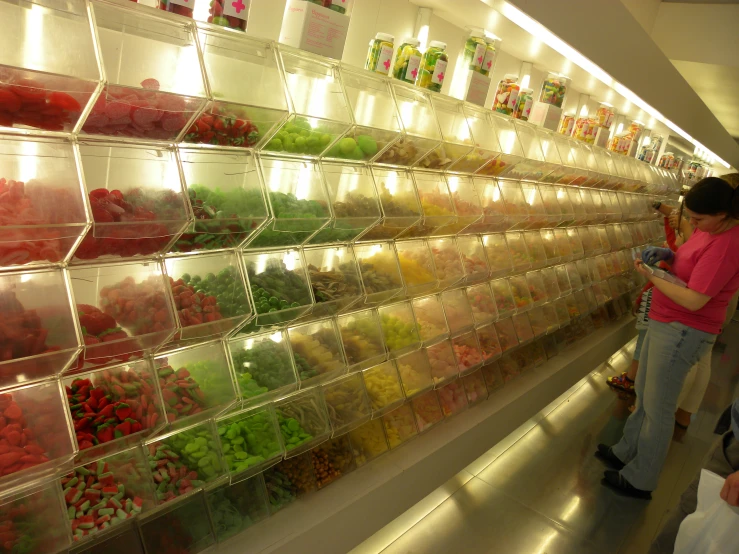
[619,0,662,34]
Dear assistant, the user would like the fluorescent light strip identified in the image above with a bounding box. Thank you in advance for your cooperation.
[499,3,732,169]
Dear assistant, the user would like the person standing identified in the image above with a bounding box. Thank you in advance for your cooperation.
[596,177,739,498]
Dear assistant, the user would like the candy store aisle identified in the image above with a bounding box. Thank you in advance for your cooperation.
[351,324,739,554]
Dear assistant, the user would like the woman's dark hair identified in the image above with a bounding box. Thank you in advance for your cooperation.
[684,176,739,219]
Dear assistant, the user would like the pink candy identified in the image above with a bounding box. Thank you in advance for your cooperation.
[438,380,467,416]
[452,334,483,372]
[426,341,457,384]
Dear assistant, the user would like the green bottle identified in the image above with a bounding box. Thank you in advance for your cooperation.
[418,41,448,93]
[393,37,422,84]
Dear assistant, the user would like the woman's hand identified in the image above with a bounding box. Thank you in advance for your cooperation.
[634,259,651,280]
[720,470,739,507]
[642,246,675,266]
[669,210,680,230]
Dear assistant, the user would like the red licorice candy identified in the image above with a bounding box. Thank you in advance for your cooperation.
[0,393,51,477]
[77,304,136,367]
[74,187,186,261]
[0,76,84,132]
[66,369,158,451]
[169,277,223,328]
[0,178,84,267]
[0,290,58,363]
[184,104,259,147]
[156,362,206,423]
[82,80,199,141]
[100,276,173,336]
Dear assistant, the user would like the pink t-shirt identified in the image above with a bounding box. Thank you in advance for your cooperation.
[650,225,739,334]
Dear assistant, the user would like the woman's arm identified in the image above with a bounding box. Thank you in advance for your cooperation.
[635,261,710,311]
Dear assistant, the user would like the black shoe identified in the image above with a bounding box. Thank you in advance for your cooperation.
[594,444,625,470]
[601,470,652,499]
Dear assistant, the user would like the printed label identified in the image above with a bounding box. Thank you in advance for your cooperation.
[507,88,519,109]
[375,45,394,74]
[482,48,496,73]
[521,97,533,118]
[224,0,251,19]
[431,59,448,86]
[168,0,193,6]
[605,112,614,128]
[472,43,486,69]
[465,71,491,107]
[405,55,422,82]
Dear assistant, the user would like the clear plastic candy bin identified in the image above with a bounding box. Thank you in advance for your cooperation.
[173,148,269,253]
[396,348,434,398]
[0,0,99,135]
[349,419,389,467]
[362,360,405,418]
[482,233,513,279]
[353,242,404,307]
[379,301,422,357]
[361,167,421,241]
[337,309,388,372]
[382,404,418,449]
[85,2,208,140]
[442,289,475,335]
[0,136,88,269]
[322,373,372,436]
[412,295,449,345]
[411,390,444,434]
[442,175,483,235]
[425,339,458,386]
[275,388,332,458]
[288,318,348,388]
[304,245,364,317]
[400,171,456,238]
[0,268,81,388]
[466,283,498,326]
[206,474,269,544]
[139,491,215,554]
[68,261,177,370]
[228,330,298,406]
[394,239,437,298]
[164,251,252,343]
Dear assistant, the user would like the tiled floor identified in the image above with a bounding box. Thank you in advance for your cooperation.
[351,323,739,554]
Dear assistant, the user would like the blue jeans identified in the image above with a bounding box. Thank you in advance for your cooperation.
[633,329,647,361]
[612,320,716,491]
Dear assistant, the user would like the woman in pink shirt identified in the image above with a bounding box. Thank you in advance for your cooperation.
[596,177,739,498]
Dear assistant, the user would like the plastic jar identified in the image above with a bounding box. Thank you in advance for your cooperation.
[365,33,395,75]
[418,41,449,93]
[158,0,193,18]
[208,0,251,30]
[393,37,423,84]
[573,117,590,142]
[329,0,350,13]
[463,29,488,74]
[559,115,574,136]
[481,38,498,76]
[539,73,569,108]
[596,103,614,129]
[493,74,520,116]
[513,88,533,121]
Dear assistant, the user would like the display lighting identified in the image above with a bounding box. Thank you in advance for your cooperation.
[499,2,732,169]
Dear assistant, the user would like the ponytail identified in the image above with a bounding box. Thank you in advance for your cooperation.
[684,177,739,220]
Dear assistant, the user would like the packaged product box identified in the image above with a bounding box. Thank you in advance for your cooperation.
[528,102,563,132]
[279,0,350,60]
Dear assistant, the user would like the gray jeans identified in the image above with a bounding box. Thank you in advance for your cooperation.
[649,432,739,554]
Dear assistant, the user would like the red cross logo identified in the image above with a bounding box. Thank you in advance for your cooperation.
[411,68,418,79]
[438,72,445,82]
[383,59,391,70]
[477,55,483,64]
[487,60,493,69]
[232,0,246,13]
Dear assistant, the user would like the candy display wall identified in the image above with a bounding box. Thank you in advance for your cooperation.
[0,2,677,552]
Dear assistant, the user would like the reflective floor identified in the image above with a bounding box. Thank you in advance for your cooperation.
[352,323,739,554]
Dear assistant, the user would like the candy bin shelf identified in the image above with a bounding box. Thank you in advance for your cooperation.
[172,148,269,253]
[467,283,498,326]
[399,171,456,238]
[0,136,89,269]
[153,341,237,429]
[228,330,297,406]
[518,182,548,230]
[463,369,488,407]
[0,380,76,492]
[308,162,381,244]
[0,0,99,135]
[467,178,508,234]
[263,452,316,514]
[84,2,208,140]
[396,349,434,398]
[304,246,363,317]
[337,309,388,373]
[187,28,288,148]
[73,142,190,262]
[0,268,82,387]
[164,251,251,343]
[482,233,513,278]
[490,278,517,320]
[206,473,269,544]
[438,379,468,418]
[138,491,216,554]
[361,167,420,241]
[288,318,347,387]
[348,418,388,468]
[526,270,549,307]
[540,266,562,301]
[143,419,226,505]
[509,274,534,313]
[246,157,330,248]
[522,231,547,269]
[330,65,402,163]
[540,229,561,266]
[422,96,473,171]
[61,445,156,545]
[68,521,144,554]
[322,372,371,436]
[451,331,484,376]
[361,360,405,418]
[394,239,437,298]
[382,403,418,449]
[426,339,458,387]
[411,390,444,434]
[478,113,524,177]
[215,404,282,481]
[261,46,351,158]
[441,289,474,335]
[412,295,449,346]
[494,317,519,354]
[377,82,441,167]
[442,175,483,235]
[498,182,529,232]
[476,323,502,365]
[0,479,71,554]
[311,435,356,489]
[455,235,489,285]
[455,104,503,175]
[63,359,164,462]
[378,301,421,358]
[510,121,547,182]
[427,238,464,292]
[68,260,176,370]
[482,361,503,393]
[274,388,331,458]
[353,242,404,307]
